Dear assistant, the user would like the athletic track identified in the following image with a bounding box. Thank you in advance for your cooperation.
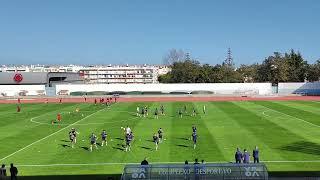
[1,95,320,104]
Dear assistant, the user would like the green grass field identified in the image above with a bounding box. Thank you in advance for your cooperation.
[1,101,320,176]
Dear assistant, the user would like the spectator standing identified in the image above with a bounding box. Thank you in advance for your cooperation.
[184,160,190,180]
[0,164,7,178]
[141,158,149,165]
[243,149,250,164]
[253,146,260,163]
[10,163,18,180]
[235,148,242,163]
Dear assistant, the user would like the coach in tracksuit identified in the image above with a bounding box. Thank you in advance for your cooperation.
[253,146,260,163]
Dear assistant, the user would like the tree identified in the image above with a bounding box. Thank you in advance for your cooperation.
[284,49,308,82]
[163,49,186,65]
[236,64,259,82]
[306,60,320,82]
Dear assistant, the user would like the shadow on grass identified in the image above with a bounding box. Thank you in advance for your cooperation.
[145,139,154,143]
[60,139,70,143]
[59,144,70,148]
[115,137,123,141]
[279,141,320,155]
[176,144,189,148]
[176,137,189,141]
[139,146,152,150]
[112,147,124,151]
[81,146,89,151]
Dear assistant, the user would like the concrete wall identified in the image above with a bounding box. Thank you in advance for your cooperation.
[0,85,46,96]
[0,72,47,84]
[55,83,272,95]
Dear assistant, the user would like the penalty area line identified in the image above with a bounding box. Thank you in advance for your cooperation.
[0,108,105,162]
[15,160,320,167]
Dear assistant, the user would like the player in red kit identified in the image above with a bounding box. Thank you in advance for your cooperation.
[94,98,97,105]
[17,98,21,104]
[57,113,61,122]
[59,98,62,104]
[17,105,21,112]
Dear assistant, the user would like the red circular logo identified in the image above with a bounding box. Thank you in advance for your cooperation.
[13,73,23,83]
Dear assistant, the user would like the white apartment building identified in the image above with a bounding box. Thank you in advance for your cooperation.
[0,64,170,84]
[79,65,169,84]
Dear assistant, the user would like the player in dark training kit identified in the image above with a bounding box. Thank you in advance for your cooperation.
[158,128,163,143]
[191,108,196,116]
[160,104,165,115]
[69,131,76,148]
[153,133,159,151]
[144,106,148,116]
[178,109,183,118]
[154,108,159,119]
[101,130,107,147]
[192,125,197,133]
[71,128,79,143]
[192,131,197,149]
[89,133,98,152]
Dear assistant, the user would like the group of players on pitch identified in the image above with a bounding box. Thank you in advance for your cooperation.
[136,104,206,119]
[65,104,201,152]
[67,124,198,152]
[68,128,107,152]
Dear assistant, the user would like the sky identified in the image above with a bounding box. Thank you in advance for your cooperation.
[0,0,319,66]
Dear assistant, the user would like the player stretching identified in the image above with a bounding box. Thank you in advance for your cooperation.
[160,104,165,115]
[154,108,159,119]
[192,131,197,149]
[101,130,107,146]
[89,133,98,152]
[158,128,163,143]
[153,133,159,151]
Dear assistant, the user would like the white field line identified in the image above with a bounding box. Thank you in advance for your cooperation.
[30,110,137,126]
[261,107,320,129]
[0,108,105,161]
[15,160,320,167]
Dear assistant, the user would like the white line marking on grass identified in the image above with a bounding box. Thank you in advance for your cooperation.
[15,160,320,167]
[0,108,105,161]
[262,107,320,129]
[30,110,138,126]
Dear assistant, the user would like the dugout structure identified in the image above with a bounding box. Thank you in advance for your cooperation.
[121,163,268,180]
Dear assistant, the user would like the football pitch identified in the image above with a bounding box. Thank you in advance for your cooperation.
[1,100,320,176]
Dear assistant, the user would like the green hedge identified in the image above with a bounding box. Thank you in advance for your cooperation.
[169,91,190,95]
[70,91,87,96]
[191,90,214,94]
[86,91,108,96]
